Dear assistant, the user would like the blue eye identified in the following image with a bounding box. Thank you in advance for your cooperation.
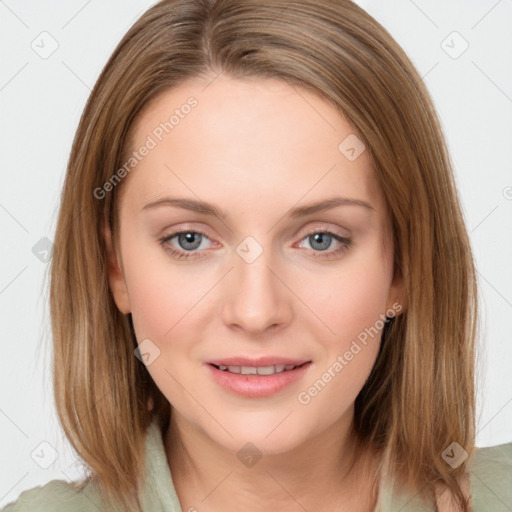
[298,231,352,258]
[158,230,211,260]
[158,229,351,261]
[172,232,204,251]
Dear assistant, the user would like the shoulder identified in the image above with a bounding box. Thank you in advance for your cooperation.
[0,478,104,512]
[469,441,512,511]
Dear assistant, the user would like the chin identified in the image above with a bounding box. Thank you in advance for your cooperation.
[198,409,315,457]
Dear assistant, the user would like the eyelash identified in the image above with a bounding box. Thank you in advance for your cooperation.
[158,228,352,261]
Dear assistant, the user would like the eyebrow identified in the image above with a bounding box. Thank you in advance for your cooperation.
[141,196,374,218]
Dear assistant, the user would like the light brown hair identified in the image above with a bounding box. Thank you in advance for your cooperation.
[49,0,478,510]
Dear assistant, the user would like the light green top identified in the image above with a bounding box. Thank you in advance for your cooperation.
[2,421,511,511]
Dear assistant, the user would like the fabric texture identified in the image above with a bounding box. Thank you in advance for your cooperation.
[2,420,511,511]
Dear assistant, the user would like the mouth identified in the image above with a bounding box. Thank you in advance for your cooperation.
[205,358,312,398]
[209,362,309,375]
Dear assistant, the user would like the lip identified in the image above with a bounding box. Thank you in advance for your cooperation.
[206,356,310,367]
[204,360,312,398]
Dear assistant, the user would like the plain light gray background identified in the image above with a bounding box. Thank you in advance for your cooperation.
[1,0,511,506]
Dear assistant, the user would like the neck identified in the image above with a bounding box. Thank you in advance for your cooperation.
[163,408,380,512]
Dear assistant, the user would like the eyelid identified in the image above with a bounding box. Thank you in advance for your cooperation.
[159,228,215,247]
[294,228,352,256]
[158,223,215,242]
[159,222,349,246]
[159,223,352,262]
[294,224,350,239]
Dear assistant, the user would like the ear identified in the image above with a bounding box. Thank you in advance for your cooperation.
[386,268,407,318]
[103,221,131,314]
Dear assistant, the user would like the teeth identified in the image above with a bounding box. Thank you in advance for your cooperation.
[216,364,302,375]
[256,366,276,375]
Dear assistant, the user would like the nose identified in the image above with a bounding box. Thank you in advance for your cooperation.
[221,244,293,336]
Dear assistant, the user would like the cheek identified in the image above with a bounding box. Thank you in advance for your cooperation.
[297,244,392,401]
[126,264,175,340]
[123,249,207,403]
[310,251,392,347]
[120,223,210,335]
[297,266,388,418]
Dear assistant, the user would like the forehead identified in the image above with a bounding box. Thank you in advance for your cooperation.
[122,75,383,215]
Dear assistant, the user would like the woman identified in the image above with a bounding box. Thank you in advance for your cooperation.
[3,0,511,511]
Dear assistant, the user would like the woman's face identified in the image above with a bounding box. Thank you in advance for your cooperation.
[107,75,403,455]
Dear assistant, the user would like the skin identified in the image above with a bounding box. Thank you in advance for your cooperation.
[106,74,405,512]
